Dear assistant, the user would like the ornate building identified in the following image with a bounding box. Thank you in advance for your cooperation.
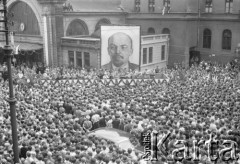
[61,0,169,70]
[0,0,66,67]
[122,0,240,67]
[2,0,237,68]
[0,0,169,71]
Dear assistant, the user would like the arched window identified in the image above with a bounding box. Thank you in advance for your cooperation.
[222,29,232,50]
[162,28,170,35]
[203,28,211,49]
[148,27,155,35]
[66,19,89,36]
[95,18,111,31]
[9,1,40,35]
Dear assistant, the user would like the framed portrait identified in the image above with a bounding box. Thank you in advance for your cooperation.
[100,25,140,71]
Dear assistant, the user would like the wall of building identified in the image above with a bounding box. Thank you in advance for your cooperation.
[63,14,126,36]
[9,1,41,35]
[62,47,99,69]
[212,0,240,14]
[121,0,192,13]
[61,34,169,71]
[198,20,240,64]
[126,19,197,67]
[4,0,240,68]
[8,0,43,35]
[7,0,67,67]
[141,36,168,71]
[122,0,240,14]
[124,0,240,66]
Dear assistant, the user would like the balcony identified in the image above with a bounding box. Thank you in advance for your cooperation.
[61,36,100,49]
[141,34,169,44]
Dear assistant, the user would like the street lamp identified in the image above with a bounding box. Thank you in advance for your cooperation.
[0,0,19,163]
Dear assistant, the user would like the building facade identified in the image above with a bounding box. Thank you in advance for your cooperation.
[61,34,169,71]
[61,0,169,71]
[122,0,240,67]
[0,0,66,67]
[1,0,239,68]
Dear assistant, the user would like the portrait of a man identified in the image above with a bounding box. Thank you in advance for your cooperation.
[101,26,140,71]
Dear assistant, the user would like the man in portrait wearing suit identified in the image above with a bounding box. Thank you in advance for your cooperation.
[102,32,139,71]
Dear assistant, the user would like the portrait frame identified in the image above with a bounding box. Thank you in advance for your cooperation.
[100,25,141,71]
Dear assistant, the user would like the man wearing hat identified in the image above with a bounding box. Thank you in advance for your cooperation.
[83,115,93,132]
[112,113,121,129]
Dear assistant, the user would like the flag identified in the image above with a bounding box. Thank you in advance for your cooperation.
[162,6,166,15]
[10,32,14,46]
[14,45,19,55]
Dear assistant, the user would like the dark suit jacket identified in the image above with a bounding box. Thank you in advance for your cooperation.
[63,103,73,115]
[19,146,28,159]
[102,62,139,71]
[112,118,120,129]
[99,117,106,127]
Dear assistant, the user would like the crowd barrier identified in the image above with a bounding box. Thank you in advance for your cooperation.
[38,78,170,87]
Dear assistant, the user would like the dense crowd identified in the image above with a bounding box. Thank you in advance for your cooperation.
[1,60,240,164]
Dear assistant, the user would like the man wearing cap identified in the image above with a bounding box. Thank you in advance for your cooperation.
[83,116,93,132]
[112,113,121,129]
[99,113,107,128]
[19,142,28,159]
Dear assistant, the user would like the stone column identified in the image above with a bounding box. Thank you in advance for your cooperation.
[38,0,66,66]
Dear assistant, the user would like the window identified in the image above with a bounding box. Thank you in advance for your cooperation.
[149,47,153,63]
[95,18,111,31]
[222,29,232,50]
[143,48,147,64]
[68,51,74,66]
[163,0,171,11]
[161,45,166,61]
[135,0,140,12]
[225,0,233,13]
[142,47,153,64]
[84,52,90,67]
[205,0,213,13]
[149,0,155,12]
[203,29,212,49]
[66,19,89,36]
[76,51,82,68]
[148,27,155,35]
[162,28,170,35]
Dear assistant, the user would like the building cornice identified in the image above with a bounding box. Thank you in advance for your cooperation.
[126,12,240,21]
[37,0,66,4]
[63,11,127,16]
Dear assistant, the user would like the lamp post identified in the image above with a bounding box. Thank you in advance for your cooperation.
[1,0,19,163]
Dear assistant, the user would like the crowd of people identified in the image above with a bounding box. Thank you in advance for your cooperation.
[0,60,240,164]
